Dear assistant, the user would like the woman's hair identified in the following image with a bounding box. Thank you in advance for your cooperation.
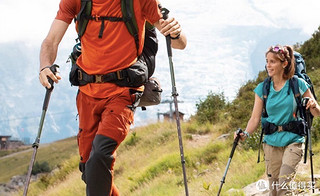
[266,45,295,79]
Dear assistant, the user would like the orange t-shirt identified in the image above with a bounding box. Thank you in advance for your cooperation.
[56,0,162,98]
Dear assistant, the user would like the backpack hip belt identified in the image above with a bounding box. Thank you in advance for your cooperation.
[262,120,306,136]
[70,58,148,88]
[77,66,128,84]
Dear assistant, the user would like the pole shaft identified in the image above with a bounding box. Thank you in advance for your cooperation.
[306,110,315,193]
[23,89,52,196]
[173,95,189,196]
[217,130,242,196]
[23,147,38,196]
[308,123,315,193]
[164,22,189,196]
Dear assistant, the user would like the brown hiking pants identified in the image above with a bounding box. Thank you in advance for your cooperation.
[263,142,303,196]
[76,89,137,196]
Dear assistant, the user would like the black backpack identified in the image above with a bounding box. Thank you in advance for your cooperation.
[71,0,158,78]
[69,0,162,108]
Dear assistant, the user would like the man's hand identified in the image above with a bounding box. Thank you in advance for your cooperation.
[159,17,182,39]
[154,16,187,49]
[39,66,61,89]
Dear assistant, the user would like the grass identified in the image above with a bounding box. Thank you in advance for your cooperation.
[0,136,78,183]
[3,121,320,196]
[13,155,80,196]
[0,145,30,158]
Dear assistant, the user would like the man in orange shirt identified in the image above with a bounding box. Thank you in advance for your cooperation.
[38,0,186,195]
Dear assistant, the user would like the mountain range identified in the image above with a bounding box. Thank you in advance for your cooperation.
[0,0,317,143]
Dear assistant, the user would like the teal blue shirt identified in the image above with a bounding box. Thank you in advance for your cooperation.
[254,78,309,147]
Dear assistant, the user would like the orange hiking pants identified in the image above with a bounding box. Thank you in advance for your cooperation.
[76,89,138,196]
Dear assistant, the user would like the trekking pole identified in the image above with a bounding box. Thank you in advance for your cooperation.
[161,7,189,196]
[306,110,315,193]
[302,98,315,193]
[217,128,243,196]
[23,64,59,196]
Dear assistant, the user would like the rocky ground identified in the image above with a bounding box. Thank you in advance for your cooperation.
[0,174,40,196]
[242,160,320,196]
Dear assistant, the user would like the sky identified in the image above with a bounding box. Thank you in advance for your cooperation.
[1,0,320,142]
[1,0,320,43]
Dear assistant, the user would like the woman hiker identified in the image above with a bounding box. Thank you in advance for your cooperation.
[236,45,320,195]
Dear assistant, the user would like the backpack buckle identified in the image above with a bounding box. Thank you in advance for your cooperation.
[116,70,124,80]
[78,69,83,81]
[95,75,103,83]
[278,126,283,132]
[94,15,100,22]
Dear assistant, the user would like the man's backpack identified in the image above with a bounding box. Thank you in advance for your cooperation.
[69,0,162,108]
[257,51,316,163]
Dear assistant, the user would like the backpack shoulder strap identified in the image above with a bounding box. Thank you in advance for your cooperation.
[290,75,300,97]
[262,77,271,117]
[121,0,139,55]
[258,77,271,162]
[76,0,92,40]
[289,76,304,119]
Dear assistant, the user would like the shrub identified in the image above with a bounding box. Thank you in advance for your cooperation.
[195,92,226,124]
[31,161,51,175]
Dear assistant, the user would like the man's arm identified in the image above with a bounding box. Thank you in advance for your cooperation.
[154,17,187,49]
[39,19,69,88]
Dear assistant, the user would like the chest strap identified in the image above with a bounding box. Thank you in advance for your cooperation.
[85,15,123,38]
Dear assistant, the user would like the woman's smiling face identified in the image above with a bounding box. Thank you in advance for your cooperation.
[266,52,286,78]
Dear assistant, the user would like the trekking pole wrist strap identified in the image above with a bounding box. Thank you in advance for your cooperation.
[40,65,52,73]
[243,130,250,138]
[170,33,180,40]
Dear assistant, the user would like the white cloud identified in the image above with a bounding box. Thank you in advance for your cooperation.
[252,0,320,35]
[0,0,76,45]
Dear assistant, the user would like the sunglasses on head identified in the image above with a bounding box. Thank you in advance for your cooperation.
[270,45,285,54]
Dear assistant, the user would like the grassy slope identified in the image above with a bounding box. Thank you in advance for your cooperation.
[0,136,78,183]
[13,121,320,196]
[3,70,320,196]
[9,122,267,196]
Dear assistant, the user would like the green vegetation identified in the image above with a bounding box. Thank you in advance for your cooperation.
[2,26,320,196]
[298,26,320,71]
[0,136,78,183]
[31,161,51,175]
[195,92,227,124]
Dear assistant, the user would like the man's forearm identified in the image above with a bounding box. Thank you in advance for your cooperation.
[171,32,187,49]
[40,39,58,71]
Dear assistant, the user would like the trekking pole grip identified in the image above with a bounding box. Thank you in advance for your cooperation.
[160,7,173,57]
[43,64,59,111]
[46,64,59,90]
[235,128,243,142]
[230,128,242,157]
